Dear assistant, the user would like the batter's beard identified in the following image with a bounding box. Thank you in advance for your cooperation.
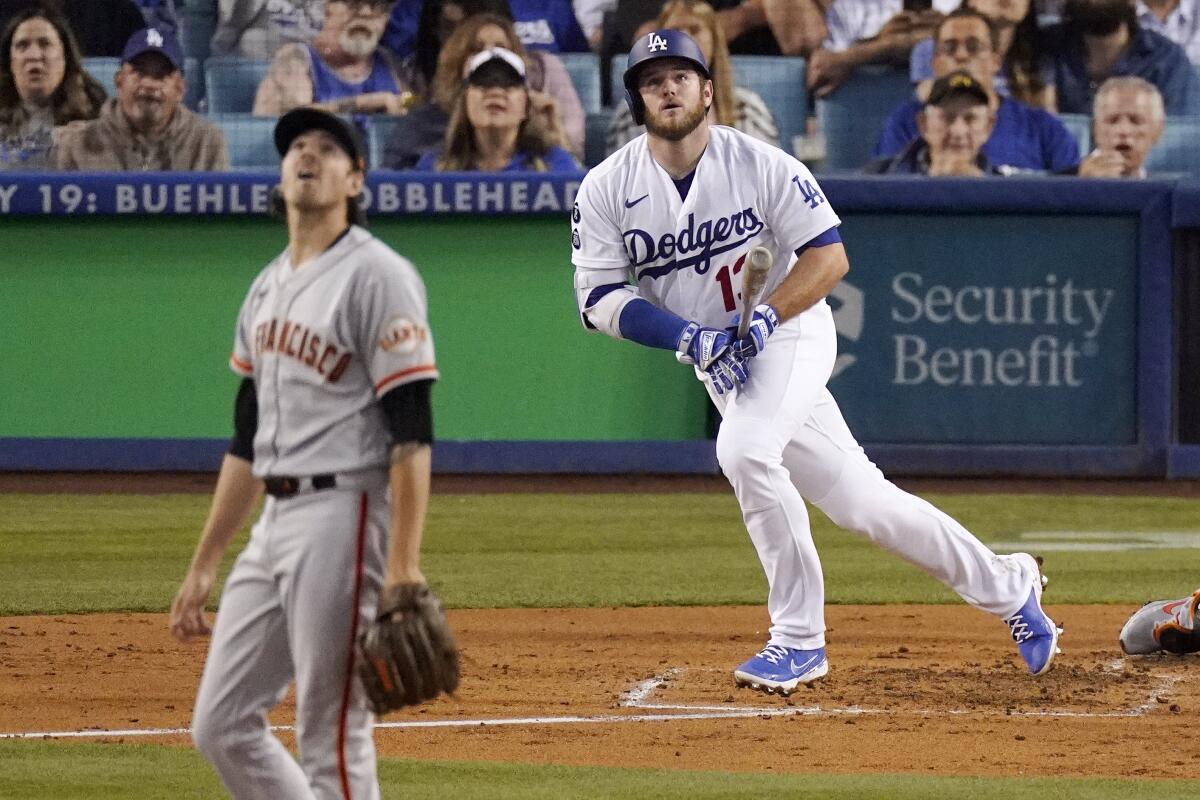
[644,100,708,142]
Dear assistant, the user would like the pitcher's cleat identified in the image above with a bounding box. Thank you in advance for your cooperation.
[733,644,827,695]
[1004,554,1062,676]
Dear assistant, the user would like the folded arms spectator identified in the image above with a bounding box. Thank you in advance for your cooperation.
[254,0,419,116]
[416,46,579,170]
[211,0,325,59]
[1042,0,1200,114]
[607,0,780,153]
[875,9,1079,171]
[809,0,959,98]
[56,28,228,170]
[865,70,1002,174]
[608,0,828,58]
[0,7,105,170]
[1077,75,1165,176]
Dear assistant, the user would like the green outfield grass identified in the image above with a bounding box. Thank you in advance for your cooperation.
[0,740,1194,800]
[2,490,1199,799]
[0,492,1198,615]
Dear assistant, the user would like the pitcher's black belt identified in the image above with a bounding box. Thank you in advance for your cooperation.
[264,474,337,498]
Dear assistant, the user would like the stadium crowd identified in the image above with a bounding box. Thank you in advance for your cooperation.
[0,0,1194,177]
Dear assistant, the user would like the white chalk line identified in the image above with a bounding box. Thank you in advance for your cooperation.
[0,659,1185,741]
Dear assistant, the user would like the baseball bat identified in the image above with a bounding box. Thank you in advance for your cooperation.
[736,246,774,340]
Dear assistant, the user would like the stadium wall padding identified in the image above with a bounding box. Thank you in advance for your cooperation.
[0,173,1195,476]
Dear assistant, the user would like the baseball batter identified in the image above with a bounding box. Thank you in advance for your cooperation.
[168,108,449,799]
[572,30,1063,694]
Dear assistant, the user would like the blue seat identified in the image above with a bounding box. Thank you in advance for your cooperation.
[1146,116,1200,177]
[1057,113,1091,159]
[584,109,612,167]
[82,56,205,111]
[558,52,601,114]
[212,113,279,170]
[367,115,404,170]
[729,55,806,155]
[816,66,914,171]
[178,1,217,62]
[205,57,270,114]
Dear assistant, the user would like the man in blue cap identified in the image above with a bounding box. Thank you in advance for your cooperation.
[57,27,228,170]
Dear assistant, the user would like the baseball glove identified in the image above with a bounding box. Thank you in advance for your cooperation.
[357,582,460,714]
[1119,589,1200,655]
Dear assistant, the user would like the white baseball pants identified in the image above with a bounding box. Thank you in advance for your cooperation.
[191,480,389,800]
[707,302,1036,650]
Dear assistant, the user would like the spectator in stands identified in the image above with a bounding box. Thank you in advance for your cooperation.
[0,0,148,57]
[211,0,325,60]
[254,0,418,116]
[864,70,1002,173]
[384,11,581,167]
[134,0,179,38]
[910,0,1053,108]
[1137,0,1200,63]
[56,28,228,170]
[807,0,960,98]
[874,9,1079,171]
[0,7,105,170]
[509,0,591,51]
[386,0,511,86]
[382,0,589,58]
[416,46,579,170]
[1077,75,1166,175]
[606,0,779,153]
[1041,0,1200,113]
[602,0,830,58]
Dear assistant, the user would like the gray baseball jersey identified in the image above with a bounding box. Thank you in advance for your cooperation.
[230,225,438,476]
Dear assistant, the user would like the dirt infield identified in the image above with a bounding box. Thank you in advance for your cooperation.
[2,605,1197,779]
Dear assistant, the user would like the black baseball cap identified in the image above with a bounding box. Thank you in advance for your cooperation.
[926,71,990,107]
[273,108,367,172]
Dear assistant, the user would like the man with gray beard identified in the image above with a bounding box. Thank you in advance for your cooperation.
[254,0,417,118]
[56,28,228,170]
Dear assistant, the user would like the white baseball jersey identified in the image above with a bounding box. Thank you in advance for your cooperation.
[230,225,438,477]
[572,125,841,336]
[570,124,1040,665]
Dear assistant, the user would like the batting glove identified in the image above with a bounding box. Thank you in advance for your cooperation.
[730,304,780,360]
[677,322,750,395]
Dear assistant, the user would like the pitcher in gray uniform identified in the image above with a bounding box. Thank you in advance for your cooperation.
[168,107,441,800]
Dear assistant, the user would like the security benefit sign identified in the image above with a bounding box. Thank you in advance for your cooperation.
[828,214,1137,444]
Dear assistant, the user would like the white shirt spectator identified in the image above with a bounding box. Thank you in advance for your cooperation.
[573,0,617,41]
[823,0,960,52]
[1137,0,1200,63]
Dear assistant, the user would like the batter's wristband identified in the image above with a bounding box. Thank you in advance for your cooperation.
[676,321,700,355]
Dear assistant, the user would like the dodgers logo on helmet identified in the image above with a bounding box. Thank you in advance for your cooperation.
[647,33,668,52]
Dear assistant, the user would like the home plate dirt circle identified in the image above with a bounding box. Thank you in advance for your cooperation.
[1,605,1197,779]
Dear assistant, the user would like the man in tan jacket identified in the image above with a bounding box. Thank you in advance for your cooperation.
[57,28,228,171]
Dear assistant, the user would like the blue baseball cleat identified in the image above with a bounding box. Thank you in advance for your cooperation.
[733,644,828,695]
[1004,555,1063,676]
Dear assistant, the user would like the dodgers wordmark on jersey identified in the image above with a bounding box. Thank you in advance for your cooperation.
[571,125,841,334]
[230,226,438,477]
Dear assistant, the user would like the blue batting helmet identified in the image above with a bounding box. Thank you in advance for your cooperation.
[623,29,710,125]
